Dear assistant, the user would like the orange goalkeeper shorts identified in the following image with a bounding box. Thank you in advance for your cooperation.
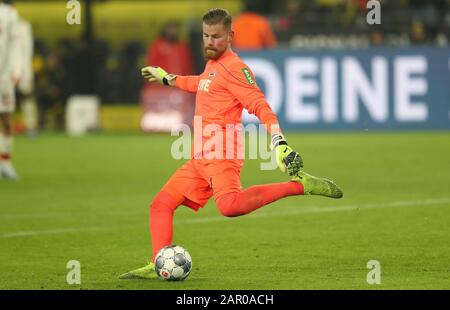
[161,159,243,211]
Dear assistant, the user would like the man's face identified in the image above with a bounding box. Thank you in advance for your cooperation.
[202,23,233,60]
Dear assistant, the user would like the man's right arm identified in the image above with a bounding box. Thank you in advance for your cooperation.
[141,66,199,93]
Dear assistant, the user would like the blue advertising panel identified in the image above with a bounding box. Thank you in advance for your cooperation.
[239,48,450,130]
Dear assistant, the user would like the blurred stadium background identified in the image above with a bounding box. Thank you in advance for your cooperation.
[11,0,450,133]
[1,0,450,290]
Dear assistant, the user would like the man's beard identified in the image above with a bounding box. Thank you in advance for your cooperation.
[203,47,225,60]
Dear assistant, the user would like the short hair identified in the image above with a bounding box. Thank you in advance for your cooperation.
[202,8,232,31]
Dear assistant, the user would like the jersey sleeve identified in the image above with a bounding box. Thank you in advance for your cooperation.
[8,9,22,80]
[175,75,200,93]
[225,63,281,135]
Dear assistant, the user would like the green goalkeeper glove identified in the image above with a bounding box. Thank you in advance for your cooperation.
[141,66,177,86]
[271,134,303,176]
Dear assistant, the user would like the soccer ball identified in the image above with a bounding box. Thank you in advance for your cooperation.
[154,245,192,281]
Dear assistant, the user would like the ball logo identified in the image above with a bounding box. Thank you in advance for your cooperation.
[155,245,192,281]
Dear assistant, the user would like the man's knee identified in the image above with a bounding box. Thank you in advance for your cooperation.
[217,205,238,217]
[216,192,242,217]
[150,191,180,212]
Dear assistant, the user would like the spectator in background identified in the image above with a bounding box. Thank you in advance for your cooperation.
[72,37,95,94]
[410,20,430,45]
[141,21,195,131]
[275,0,304,44]
[369,30,385,47]
[187,21,205,74]
[277,0,302,32]
[147,21,194,76]
[336,0,359,28]
[35,50,68,131]
[410,0,441,33]
[232,0,277,50]
[118,41,143,103]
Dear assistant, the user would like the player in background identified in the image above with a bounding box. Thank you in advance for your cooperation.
[0,0,22,180]
[17,17,37,137]
[120,8,343,279]
[232,1,277,50]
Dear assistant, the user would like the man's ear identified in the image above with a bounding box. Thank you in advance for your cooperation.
[228,30,234,43]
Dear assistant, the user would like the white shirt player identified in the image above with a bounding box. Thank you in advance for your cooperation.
[17,18,34,95]
[0,2,22,112]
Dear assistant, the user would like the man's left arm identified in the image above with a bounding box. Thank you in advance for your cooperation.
[9,9,22,85]
[226,65,303,176]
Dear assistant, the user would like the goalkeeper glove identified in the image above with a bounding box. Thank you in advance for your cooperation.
[141,66,177,86]
[271,134,303,176]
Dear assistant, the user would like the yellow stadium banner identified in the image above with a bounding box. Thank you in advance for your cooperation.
[16,0,242,47]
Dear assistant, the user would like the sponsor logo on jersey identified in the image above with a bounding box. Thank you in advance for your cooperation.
[198,79,212,92]
[241,68,255,85]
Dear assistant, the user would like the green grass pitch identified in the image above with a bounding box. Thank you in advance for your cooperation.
[1,131,449,289]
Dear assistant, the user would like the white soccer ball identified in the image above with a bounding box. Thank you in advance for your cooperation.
[154,245,192,281]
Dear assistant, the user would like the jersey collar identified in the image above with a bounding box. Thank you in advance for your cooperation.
[214,49,234,62]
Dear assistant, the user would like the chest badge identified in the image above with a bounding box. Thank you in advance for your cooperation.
[208,70,216,79]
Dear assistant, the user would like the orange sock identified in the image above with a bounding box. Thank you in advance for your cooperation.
[216,181,304,217]
[149,191,181,262]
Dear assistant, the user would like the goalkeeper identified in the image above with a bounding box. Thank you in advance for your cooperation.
[120,8,342,279]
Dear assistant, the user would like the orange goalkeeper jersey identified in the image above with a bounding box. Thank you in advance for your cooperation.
[175,49,280,161]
